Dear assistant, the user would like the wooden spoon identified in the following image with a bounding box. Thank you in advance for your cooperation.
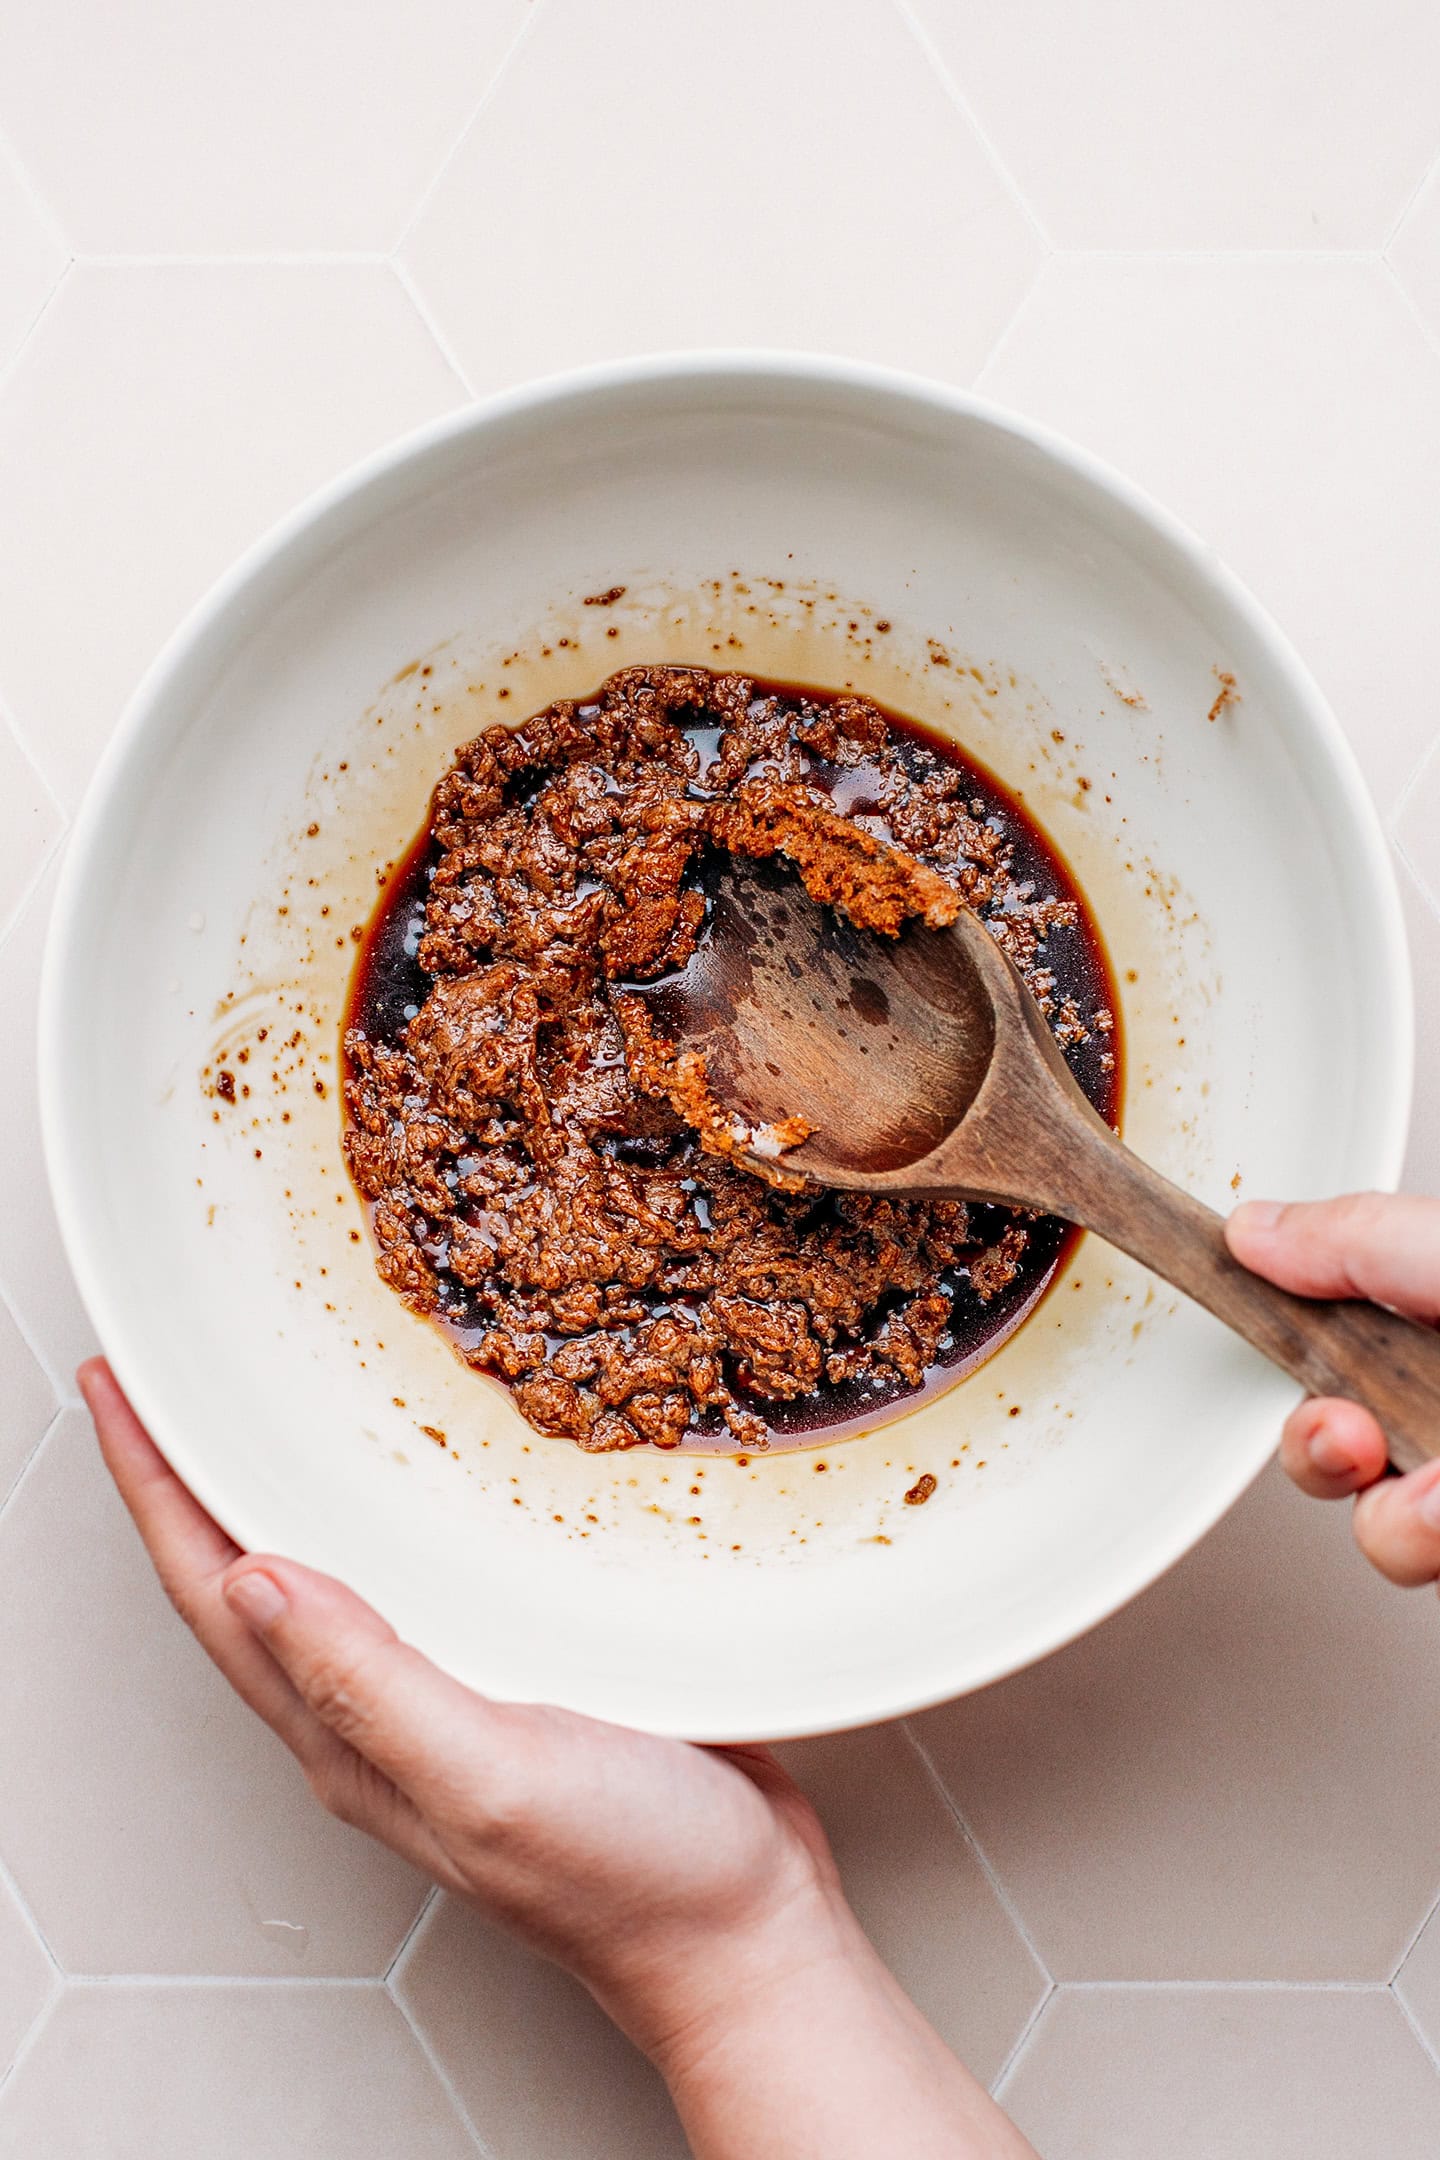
[631,854,1440,1473]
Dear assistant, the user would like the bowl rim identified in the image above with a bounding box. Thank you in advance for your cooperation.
[38,348,1414,1736]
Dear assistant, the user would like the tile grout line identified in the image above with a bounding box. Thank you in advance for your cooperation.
[0,821,76,1410]
[384,1897,496,2154]
[0,729,68,961]
[390,0,550,262]
[1387,730,1440,841]
[0,125,70,254]
[389,259,478,402]
[0,688,70,832]
[1393,843,1440,927]
[1382,141,1440,254]
[1389,814,1440,927]
[1059,1978,1392,1993]
[384,1884,440,1985]
[76,250,390,268]
[0,1406,65,1533]
[1392,1981,1440,2080]
[0,257,73,409]
[0,816,66,966]
[990,1978,1058,2102]
[891,0,1054,254]
[988,1976,1055,2097]
[0,1851,65,1983]
[989,1980,1414,2105]
[0,252,70,385]
[390,1979,498,2159]
[64,1973,386,1989]
[0,678,71,846]
[900,1722,1053,1982]
[1376,252,1440,368]
[1389,1880,1440,1986]
[0,1978,65,2110]
[1056,245,1386,264]
[971,253,1050,389]
[0,1848,66,2102]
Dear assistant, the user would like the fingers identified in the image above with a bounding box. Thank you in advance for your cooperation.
[1353,1460,1440,1587]
[1268,1375,1440,1589]
[1278,1396,1388,1499]
[79,1359,343,1768]
[222,1556,513,1814]
[1227,1193,1440,1323]
[81,1361,481,1881]
[81,1357,239,1581]
[1227,1198,1440,1583]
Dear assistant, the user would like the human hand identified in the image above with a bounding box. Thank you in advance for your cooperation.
[80,1357,1037,2157]
[77,1356,844,2060]
[1226,1193,1440,1589]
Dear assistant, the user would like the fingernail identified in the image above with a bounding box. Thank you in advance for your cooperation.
[225,1570,288,1631]
[1234,1199,1285,1233]
[1307,1426,1355,1478]
[1416,1477,1440,1532]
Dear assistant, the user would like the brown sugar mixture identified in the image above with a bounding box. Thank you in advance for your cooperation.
[343,665,1119,1454]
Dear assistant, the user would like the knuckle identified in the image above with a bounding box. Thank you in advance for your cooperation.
[1352,1489,1434,1587]
[299,1650,376,1747]
[162,1575,206,1636]
[306,1757,363,1828]
[1329,1190,1391,1245]
[472,1765,528,1838]
[430,1721,531,1841]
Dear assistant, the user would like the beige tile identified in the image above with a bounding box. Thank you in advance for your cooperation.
[0,1293,57,1509]
[1396,868,1440,1198]
[0,0,528,253]
[0,865,95,1390]
[1002,1986,1440,2160]
[0,1409,430,1975]
[0,264,464,808]
[0,716,60,944]
[1391,159,1440,346]
[0,144,64,374]
[396,1898,688,2160]
[0,1983,477,2159]
[775,1723,1046,2087]
[916,1461,1440,1980]
[1396,1902,1440,2056]
[913,0,1440,248]
[0,1873,51,2078]
[980,256,1440,811]
[1396,740,1440,924]
[402,0,1040,397]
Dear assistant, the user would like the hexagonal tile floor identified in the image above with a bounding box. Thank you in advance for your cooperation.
[3,2,1440,2154]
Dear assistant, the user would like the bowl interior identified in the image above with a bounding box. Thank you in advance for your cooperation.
[43,361,1408,1740]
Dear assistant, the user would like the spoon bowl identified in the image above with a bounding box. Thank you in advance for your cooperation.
[628,854,996,1177]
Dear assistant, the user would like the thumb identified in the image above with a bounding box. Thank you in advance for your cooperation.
[1226,1193,1440,1325]
[223,1556,512,1811]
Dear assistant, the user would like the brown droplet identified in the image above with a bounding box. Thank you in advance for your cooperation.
[1207,668,1240,724]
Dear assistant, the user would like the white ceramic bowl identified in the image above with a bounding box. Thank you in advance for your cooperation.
[41,354,1410,1741]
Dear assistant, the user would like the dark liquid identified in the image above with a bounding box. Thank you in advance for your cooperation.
[346,677,1121,1453]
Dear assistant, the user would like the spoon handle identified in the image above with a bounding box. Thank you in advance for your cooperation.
[1060,1134,1440,1474]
